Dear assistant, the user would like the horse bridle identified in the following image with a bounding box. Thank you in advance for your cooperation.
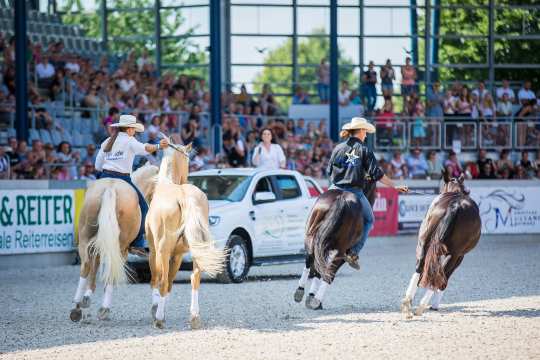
[159,132,191,158]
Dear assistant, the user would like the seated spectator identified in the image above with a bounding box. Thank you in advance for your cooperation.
[295,118,306,137]
[0,145,10,179]
[496,149,514,178]
[426,81,444,119]
[35,55,55,85]
[349,90,362,107]
[426,150,442,179]
[84,144,97,164]
[44,143,57,164]
[472,80,488,102]
[517,80,536,118]
[406,148,428,179]
[477,149,497,178]
[56,141,76,179]
[496,93,513,120]
[496,79,516,103]
[479,162,497,179]
[190,147,215,172]
[444,150,463,177]
[390,151,406,179]
[292,85,310,105]
[236,84,252,106]
[222,131,246,167]
[76,165,96,180]
[513,165,529,179]
[181,117,200,146]
[464,161,480,179]
[516,151,536,178]
[481,93,496,120]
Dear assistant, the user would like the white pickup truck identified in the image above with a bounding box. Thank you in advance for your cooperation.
[129,168,323,283]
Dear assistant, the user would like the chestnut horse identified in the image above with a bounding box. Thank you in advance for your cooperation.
[400,170,481,319]
[146,140,226,329]
[293,180,377,310]
[70,164,159,322]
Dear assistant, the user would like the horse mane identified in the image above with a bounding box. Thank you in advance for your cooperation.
[131,164,159,203]
[158,147,189,185]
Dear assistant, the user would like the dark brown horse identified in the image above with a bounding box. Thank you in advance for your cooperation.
[400,169,481,319]
[293,180,377,310]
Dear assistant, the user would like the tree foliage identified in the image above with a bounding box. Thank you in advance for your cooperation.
[60,0,208,77]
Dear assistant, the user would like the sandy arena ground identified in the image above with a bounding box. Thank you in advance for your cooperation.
[1,234,539,360]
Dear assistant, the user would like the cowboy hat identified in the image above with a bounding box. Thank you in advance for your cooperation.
[341,117,376,133]
[110,114,144,132]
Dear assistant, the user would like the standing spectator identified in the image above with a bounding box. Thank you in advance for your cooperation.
[496,93,513,120]
[426,150,442,179]
[516,151,536,177]
[456,86,472,116]
[252,128,286,170]
[0,146,10,179]
[443,89,458,116]
[426,81,444,119]
[292,85,310,105]
[481,93,496,120]
[517,80,536,118]
[400,57,417,107]
[496,79,516,103]
[56,141,77,179]
[295,118,306,137]
[472,81,488,103]
[317,58,330,104]
[406,148,428,179]
[380,59,395,99]
[361,61,377,112]
[339,80,351,106]
[496,149,514,178]
[390,151,406,179]
[444,150,463,177]
[222,132,246,167]
[236,84,252,106]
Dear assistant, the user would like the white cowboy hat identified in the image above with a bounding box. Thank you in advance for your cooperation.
[341,117,376,133]
[110,114,144,132]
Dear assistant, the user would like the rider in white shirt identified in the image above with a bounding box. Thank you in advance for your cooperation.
[95,114,169,251]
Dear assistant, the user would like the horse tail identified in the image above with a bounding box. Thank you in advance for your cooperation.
[181,196,226,277]
[419,199,460,290]
[91,186,127,286]
[313,191,354,282]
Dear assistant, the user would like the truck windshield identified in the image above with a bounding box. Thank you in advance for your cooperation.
[188,175,252,202]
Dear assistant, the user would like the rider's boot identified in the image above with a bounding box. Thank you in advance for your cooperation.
[344,251,361,271]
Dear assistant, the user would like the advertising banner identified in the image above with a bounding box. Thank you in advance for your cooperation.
[0,190,76,254]
[398,187,438,233]
[371,187,399,236]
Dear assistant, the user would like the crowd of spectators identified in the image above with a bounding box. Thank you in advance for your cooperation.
[1,32,539,181]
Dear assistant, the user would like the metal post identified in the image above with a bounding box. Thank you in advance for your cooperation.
[359,0,364,77]
[210,0,222,155]
[101,0,108,51]
[223,0,231,89]
[425,0,431,90]
[432,0,440,81]
[488,0,495,91]
[155,0,161,76]
[15,0,28,142]
[292,0,298,92]
[329,0,339,142]
[410,0,419,66]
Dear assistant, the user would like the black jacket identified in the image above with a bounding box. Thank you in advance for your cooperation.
[327,137,384,189]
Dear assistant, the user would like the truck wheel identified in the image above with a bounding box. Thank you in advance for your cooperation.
[217,235,250,283]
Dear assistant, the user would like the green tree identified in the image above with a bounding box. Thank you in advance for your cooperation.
[60,0,208,77]
[254,29,358,108]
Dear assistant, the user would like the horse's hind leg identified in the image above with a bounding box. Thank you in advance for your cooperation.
[82,254,99,310]
[430,255,464,311]
[307,258,345,310]
[294,254,313,303]
[415,255,452,316]
[401,272,420,320]
[154,250,170,329]
[70,240,94,322]
[190,261,202,330]
[430,290,445,310]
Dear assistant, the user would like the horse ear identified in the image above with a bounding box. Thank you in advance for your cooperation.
[185,142,193,153]
[442,167,450,183]
[458,173,465,183]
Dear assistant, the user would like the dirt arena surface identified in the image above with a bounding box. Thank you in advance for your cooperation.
[1,234,539,360]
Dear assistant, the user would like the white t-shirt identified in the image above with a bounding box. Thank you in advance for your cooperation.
[36,62,55,79]
[518,88,536,101]
[496,86,515,100]
[339,89,351,104]
[118,79,135,92]
[65,62,80,73]
[95,132,149,174]
[496,101,512,116]
[252,143,286,170]
[472,88,488,100]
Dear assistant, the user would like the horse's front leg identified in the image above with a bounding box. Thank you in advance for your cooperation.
[401,272,420,320]
[190,260,201,330]
[294,254,313,303]
[70,243,93,322]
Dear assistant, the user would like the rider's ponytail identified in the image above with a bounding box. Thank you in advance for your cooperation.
[103,128,126,153]
[340,129,352,138]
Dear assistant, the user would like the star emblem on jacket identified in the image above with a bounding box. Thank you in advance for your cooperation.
[345,149,360,166]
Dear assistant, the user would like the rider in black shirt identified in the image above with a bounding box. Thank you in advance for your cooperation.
[327,117,409,269]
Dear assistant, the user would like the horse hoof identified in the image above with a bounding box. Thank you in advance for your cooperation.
[97,307,111,321]
[151,304,158,321]
[400,298,413,320]
[70,307,82,322]
[430,306,439,311]
[154,319,164,329]
[190,315,202,330]
[81,296,91,309]
[307,297,322,310]
[415,305,428,316]
[294,287,305,303]
[305,294,315,309]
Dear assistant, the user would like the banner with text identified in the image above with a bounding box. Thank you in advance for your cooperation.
[0,190,76,254]
[398,187,438,233]
[371,187,399,236]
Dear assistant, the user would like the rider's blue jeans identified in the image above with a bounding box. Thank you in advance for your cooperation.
[98,172,148,247]
[329,184,374,254]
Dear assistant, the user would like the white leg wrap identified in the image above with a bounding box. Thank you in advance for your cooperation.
[431,290,445,309]
[405,272,421,300]
[298,268,310,288]
[74,277,87,303]
[84,288,93,297]
[315,281,330,301]
[190,289,200,317]
[420,289,435,306]
[155,295,168,321]
[102,284,113,309]
[152,288,160,305]
[309,277,321,294]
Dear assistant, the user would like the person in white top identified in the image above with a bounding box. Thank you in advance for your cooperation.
[496,79,516,102]
[518,80,536,105]
[35,56,55,79]
[251,128,286,170]
[471,81,488,102]
[95,114,169,249]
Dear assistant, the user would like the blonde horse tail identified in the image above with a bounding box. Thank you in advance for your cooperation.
[91,186,127,286]
[181,198,226,277]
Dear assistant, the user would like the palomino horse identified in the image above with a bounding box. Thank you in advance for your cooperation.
[400,170,481,319]
[293,180,377,310]
[146,141,226,329]
[70,164,159,322]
